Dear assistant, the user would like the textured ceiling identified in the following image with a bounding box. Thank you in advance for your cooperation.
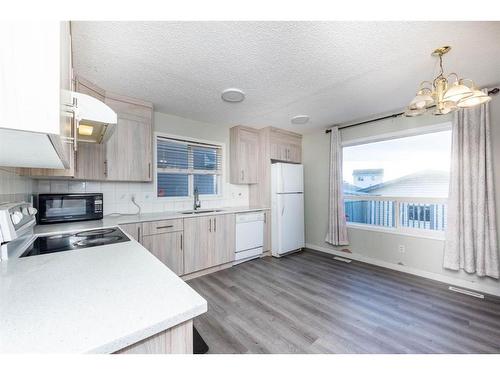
[71,21,500,133]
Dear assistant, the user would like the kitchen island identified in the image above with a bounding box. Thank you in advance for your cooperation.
[0,237,207,353]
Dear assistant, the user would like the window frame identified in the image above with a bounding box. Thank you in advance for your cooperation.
[154,132,225,200]
[341,122,452,241]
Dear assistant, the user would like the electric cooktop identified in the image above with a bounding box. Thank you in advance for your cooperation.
[21,227,130,258]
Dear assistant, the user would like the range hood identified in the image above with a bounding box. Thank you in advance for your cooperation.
[0,91,117,169]
[68,91,118,144]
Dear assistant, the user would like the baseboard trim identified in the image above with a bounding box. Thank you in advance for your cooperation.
[305,243,500,298]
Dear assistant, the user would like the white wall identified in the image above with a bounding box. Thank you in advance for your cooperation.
[33,112,249,215]
[303,100,500,296]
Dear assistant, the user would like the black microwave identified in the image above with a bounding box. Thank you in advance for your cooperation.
[36,193,103,224]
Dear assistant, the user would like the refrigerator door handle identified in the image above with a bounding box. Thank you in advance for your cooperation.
[281,165,285,192]
[281,205,285,216]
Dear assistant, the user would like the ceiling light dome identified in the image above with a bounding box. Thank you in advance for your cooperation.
[443,81,473,103]
[291,115,310,124]
[457,89,491,108]
[221,88,245,103]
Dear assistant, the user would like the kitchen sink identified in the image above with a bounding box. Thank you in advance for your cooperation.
[180,209,224,215]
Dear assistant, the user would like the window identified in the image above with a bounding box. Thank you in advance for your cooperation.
[156,136,222,198]
[342,127,451,235]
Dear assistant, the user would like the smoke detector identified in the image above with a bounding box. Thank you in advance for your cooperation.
[221,88,245,103]
[291,115,310,124]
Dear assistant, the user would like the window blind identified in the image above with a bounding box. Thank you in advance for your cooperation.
[157,137,222,197]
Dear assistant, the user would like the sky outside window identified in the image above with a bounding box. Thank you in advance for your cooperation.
[342,129,452,184]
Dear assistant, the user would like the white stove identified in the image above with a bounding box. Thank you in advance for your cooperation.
[0,201,38,260]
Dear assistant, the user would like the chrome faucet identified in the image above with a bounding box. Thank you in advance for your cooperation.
[193,187,201,211]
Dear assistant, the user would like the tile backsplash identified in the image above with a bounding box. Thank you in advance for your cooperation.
[0,168,34,204]
[34,179,249,215]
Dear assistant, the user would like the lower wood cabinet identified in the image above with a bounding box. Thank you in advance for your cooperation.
[116,320,193,354]
[263,209,271,253]
[119,222,142,242]
[120,213,238,277]
[183,214,235,274]
[141,231,184,276]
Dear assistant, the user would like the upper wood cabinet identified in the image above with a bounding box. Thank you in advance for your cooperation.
[104,93,153,182]
[74,75,105,102]
[269,128,302,163]
[73,76,107,180]
[74,142,106,180]
[183,214,235,274]
[248,127,302,209]
[230,126,259,184]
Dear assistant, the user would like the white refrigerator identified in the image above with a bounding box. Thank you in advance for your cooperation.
[271,163,305,257]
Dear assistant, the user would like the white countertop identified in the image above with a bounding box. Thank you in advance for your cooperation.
[35,206,269,235]
[0,205,268,353]
[0,239,207,353]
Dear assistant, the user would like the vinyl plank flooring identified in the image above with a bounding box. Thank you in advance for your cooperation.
[188,249,500,354]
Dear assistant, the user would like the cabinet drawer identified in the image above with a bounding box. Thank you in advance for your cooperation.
[142,219,183,235]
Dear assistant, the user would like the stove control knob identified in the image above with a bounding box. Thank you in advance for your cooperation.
[28,207,38,216]
[11,211,23,225]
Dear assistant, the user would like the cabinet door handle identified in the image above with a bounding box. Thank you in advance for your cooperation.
[137,226,141,242]
[241,170,244,181]
[72,97,78,152]
[264,212,266,224]
[209,218,212,232]
[156,225,173,230]
[148,162,151,179]
[104,160,108,177]
[74,150,78,174]
[180,234,183,250]
[214,218,216,232]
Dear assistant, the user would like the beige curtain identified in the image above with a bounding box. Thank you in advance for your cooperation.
[325,127,349,246]
[444,92,499,278]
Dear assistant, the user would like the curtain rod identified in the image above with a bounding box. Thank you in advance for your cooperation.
[325,87,500,134]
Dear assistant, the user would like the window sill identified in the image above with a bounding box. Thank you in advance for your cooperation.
[346,223,445,241]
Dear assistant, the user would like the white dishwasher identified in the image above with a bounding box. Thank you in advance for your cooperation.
[234,211,265,265]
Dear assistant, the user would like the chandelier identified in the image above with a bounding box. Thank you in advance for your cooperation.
[405,46,491,117]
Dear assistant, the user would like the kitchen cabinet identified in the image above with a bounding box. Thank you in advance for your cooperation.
[104,93,153,182]
[74,142,107,180]
[0,21,68,136]
[18,21,76,176]
[74,75,105,102]
[142,219,183,236]
[213,213,236,265]
[183,214,235,274]
[73,76,107,180]
[121,220,185,276]
[116,320,193,354]
[142,231,184,276]
[270,128,302,163]
[249,127,302,208]
[263,209,271,253]
[119,222,143,242]
[230,126,259,184]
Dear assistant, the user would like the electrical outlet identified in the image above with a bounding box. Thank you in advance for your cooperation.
[398,245,406,253]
